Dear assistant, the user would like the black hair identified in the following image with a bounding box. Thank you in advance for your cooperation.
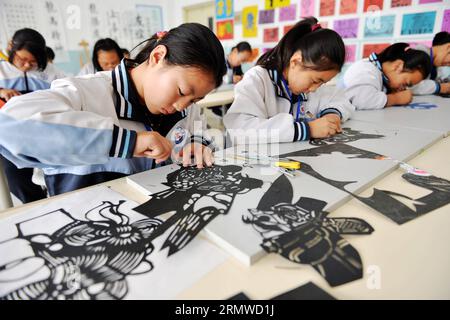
[46,46,55,61]
[257,17,345,73]
[432,31,450,47]
[133,23,227,87]
[8,28,47,71]
[377,42,431,78]
[121,48,130,55]
[92,38,124,71]
[233,42,252,53]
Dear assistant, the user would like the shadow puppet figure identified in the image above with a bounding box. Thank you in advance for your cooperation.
[1,201,162,300]
[244,175,374,287]
[133,165,263,256]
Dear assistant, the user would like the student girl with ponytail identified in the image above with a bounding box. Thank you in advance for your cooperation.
[0,23,226,197]
[223,17,354,143]
[342,43,431,109]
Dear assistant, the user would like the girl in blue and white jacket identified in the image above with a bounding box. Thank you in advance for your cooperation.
[0,23,226,197]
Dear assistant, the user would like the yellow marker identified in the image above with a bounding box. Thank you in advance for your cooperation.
[275,161,301,170]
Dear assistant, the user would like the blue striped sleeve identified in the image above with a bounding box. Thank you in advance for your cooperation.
[318,108,343,119]
[293,120,310,142]
[109,125,137,158]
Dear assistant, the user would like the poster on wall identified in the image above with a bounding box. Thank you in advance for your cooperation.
[334,18,359,39]
[259,10,275,24]
[401,11,436,35]
[340,0,358,15]
[216,0,234,20]
[363,43,390,58]
[320,0,335,16]
[216,19,234,40]
[265,0,291,10]
[345,44,357,63]
[391,0,412,7]
[263,27,279,43]
[442,9,450,32]
[301,0,315,17]
[364,0,384,12]
[364,15,395,38]
[279,4,297,22]
[243,6,258,38]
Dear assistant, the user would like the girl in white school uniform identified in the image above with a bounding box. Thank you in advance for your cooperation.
[0,28,64,204]
[342,43,431,110]
[0,23,226,197]
[224,18,354,144]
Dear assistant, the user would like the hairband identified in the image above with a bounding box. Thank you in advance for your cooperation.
[311,23,322,31]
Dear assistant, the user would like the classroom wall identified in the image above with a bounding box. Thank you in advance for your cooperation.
[173,0,450,69]
[0,0,170,75]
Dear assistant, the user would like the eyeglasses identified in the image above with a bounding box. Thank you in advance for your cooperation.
[13,52,38,69]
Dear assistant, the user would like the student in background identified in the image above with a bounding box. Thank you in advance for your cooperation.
[78,38,123,76]
[122,48,130,59]
[342,43,431,110]
[411,31,450,96]
[224,18,354,143]
[224,41,253,85]
[44,46,66,79]
[0,28,60,203]
[0,23,226,196]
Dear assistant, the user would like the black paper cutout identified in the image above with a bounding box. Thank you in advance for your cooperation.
[310,127,385,146]
[281,143,387,160]
[133,165,264,256]
[354,172,450,224]
[243,175,373,287]
[228,292,251,300]
[0,201,162,300]
[271,282,336,300]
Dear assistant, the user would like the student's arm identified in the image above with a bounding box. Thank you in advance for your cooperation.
[223,70,309,144]
[386,90,413,107]
[343,68,388,110]
[410,79,441,95]
[0,81,140,169]
[310,85,354,121]
[0,88,21,101]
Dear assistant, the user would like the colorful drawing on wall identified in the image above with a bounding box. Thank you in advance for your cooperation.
[409,40,432,48]
[216,19,234,40]
[265,0,291,10]
[442,9,450,32]
[279,4,297,22]
[301,0,315,17]
[418,0,442,3]
[259,9,275,24]
[364,15,395,38]
[391,0,412,7]
[334,18,359,39]
[362,43,390,58]
[215,0,234,20]
[320,0,335,16]
[340,0,357,15]
[263,27,279,43]
[401,11,436,35]
[345,44,357,63]
[243,6,258,38]
[364,0,383,12]
[284,24,294,35]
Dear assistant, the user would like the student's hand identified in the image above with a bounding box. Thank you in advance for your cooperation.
[440,82,450,95]
[386,89,412,107]
[309,116,341,139]
[321,114,342,133]
[134,131,172,164]
[178,143,214,169]
[0,88,21,101]
[232,75,243,84]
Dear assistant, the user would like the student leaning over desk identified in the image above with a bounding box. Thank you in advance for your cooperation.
[0,23,226,197]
